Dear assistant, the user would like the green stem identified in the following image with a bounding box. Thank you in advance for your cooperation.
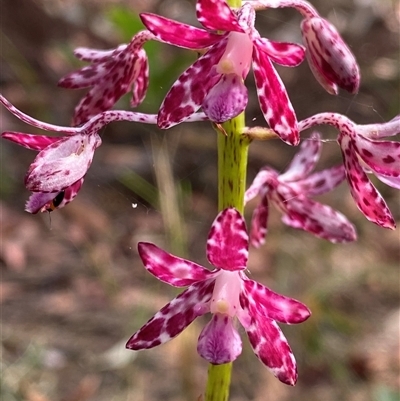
[218,115,250,213]
[204,2,250,399]
[204,114,250,401]
[205,363,233,401]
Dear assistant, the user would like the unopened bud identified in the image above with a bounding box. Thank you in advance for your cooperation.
[301,17,360,94]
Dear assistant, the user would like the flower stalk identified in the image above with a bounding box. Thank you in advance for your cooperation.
[208,5,249,400]
[218,114,250,212]
[205,363,233,401]
[208,113,249,401]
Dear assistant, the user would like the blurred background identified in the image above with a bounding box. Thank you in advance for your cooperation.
[0,0,399,400]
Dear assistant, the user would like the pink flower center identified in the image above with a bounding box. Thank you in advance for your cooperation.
[210,271,242,317]
[216,32,253,79]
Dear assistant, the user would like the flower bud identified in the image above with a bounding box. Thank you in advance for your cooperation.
[301,17,360,95]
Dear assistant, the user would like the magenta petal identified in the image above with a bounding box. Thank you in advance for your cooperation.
[25,178,84,213]
[339,135,395,229]
[252,45,299,145]
[301,17,360,94]
[242,279,311,324]
[202,74,248,123]
[59,32,153,126]
[196,0,243,33]
[246,315,298,385]
[137,242,217,287]
[197,314,242,364]
[73,46,122,63]
[305,49,338,94]
[207,208,248,271]
[281,195,357,242]
[130,49,149,108]
[71,51,146,126]
[375,173,400,190]
[355,136,400,178]
[294,165,346,196]
[126,279,215,350]
[58,63,110,89]
[2,132,59,151]
[25,192,60,214]
[245,169,274,203]
[158,38,228,129]
[255,38,306,67]
[25,133,100,192]
[280,133,321,181]
[250,194,269,248]
[140,13,220,49]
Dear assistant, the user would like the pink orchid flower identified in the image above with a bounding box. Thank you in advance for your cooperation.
[126,208,310,385]
[3,130,89,213]
[246,0,360,94]
[299,113,400,229]
[140,0,306,145]
[1,95,208,212]
[58,31,154,126]
[245,133,356,246]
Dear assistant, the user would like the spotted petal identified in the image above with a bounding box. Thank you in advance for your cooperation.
[292,165,346,196]
[280,195,357,242]
[280,133,321,182]
[245,314,298,385]
[252,44,299,145]
[2,132,59,151]
[25,133,100,192]
[25,178,84,214]
[206,208,248,271]
[245,168,274,203]
[355,136,400,178]
[140,13,221,49]
[196,0,243,33]
[249,194,269,248]
[73,46,126,63]
[255,38,306,67]
[75,50,147,125]
[339,135,395,229]
[126,279,215,350]
[301,17,360,94]
[130,50,149,107]
[158,37,228,129]
[137,242,217,287]
[59,32,152,125]
[242,278,310,324]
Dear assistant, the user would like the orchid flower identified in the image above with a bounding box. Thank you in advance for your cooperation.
[245,0,360,94]
[58,31,154,126]
[126,208,310,385]
[299,113,400,229]
[245,133,356,246]
[140,0,306,145]
[3,130,90,213]
[0,95,208,212]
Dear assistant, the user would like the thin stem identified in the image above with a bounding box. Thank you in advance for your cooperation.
[217,115,250,213]
[203,114,249,401]
[204,1,250,399]
[204,363,233,401]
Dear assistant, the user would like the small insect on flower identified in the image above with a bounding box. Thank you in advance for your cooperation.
[44,191,66,212]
